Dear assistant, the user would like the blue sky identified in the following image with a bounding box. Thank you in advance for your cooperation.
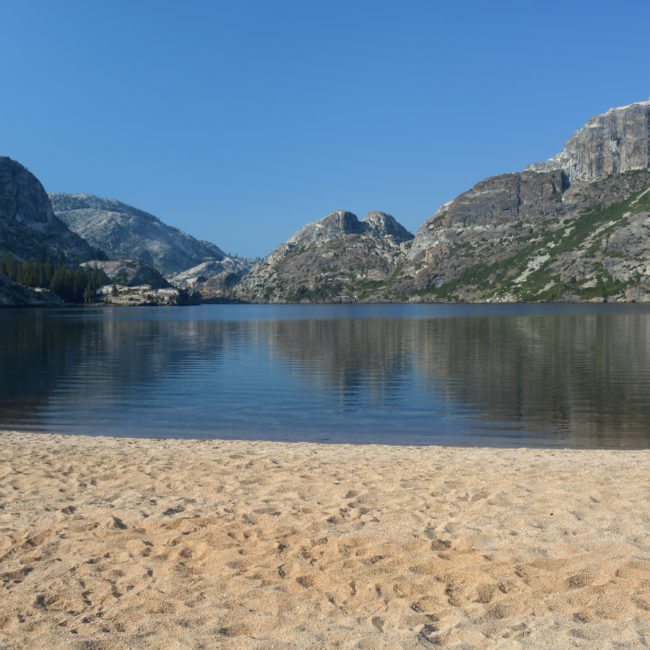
[2,1,649,258]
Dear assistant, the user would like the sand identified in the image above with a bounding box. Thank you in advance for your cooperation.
[0,432,648,649]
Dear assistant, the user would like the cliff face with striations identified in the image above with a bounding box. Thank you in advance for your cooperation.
[525,100,650,183]
[396,169,650,302]
[0,157,99,263]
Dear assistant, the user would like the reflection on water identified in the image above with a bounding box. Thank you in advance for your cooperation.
[1,304,649,447]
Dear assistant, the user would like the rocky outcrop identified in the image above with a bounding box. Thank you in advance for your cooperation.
[0,157,99,262]
[236,211,413,302]
[283,210,413,249]
[168,257,252,300]
[50,193,228,276]
[97,284,189,306]
[525,100,650,183]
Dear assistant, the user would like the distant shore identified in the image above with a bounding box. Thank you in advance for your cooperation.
[1,431,648,648]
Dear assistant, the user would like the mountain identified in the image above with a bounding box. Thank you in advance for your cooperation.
[50,193,254,300]
[396,169,650,302]
[5,99,649,306]
[234,100,650,304]
[49,193,229,276]
[235,211,413,302]
[0,157,99,263]
[394,100,650,302]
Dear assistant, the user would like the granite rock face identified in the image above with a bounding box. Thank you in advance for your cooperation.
[50,193,227,276]
[525,100,650,183]
[96,284,188,306]
[168,257,252,300]
[395,169,650,303]
[236,211,413,302]
[0,157,99,262]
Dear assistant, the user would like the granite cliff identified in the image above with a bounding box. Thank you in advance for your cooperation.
[168,257,253,301]
[525,100,650,182]
[236,211,413,302]
[396,169,650,302]
[0,157,99,263]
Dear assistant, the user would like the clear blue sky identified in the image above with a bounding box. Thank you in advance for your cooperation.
[2,0,649,259]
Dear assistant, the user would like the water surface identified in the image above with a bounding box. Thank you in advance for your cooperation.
[1,303,649,447]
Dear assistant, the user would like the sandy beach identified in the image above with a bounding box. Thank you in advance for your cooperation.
[0,432,648,648]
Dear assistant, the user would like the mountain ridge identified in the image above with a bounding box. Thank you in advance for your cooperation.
[237,99,650,303]
[2,98,649,305]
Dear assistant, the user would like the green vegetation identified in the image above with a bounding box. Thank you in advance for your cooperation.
[426,181,650,302]
[285,283,345,302]
[0,252,108,303]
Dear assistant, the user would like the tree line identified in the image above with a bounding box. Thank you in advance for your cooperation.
[0,252,108,303]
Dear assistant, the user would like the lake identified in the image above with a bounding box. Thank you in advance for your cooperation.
[1,303,649,448]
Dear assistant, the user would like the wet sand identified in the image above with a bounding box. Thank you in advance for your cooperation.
[0,431,648,648]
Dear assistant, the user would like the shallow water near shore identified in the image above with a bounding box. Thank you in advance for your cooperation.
[1,303,649,447]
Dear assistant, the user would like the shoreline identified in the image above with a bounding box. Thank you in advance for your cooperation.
[1,431,648,648]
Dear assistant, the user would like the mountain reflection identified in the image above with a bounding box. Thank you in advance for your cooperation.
[1,306,649,446]
[0,309,240,423]
[258,319,412,406]
[262,312,650,446]
[409,314,650,445]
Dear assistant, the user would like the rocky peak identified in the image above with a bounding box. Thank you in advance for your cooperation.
[287,210,414,249]
[525,99,650,183]
[362,211,414,243]
[287,210,363,247]
[236,208,413,303]
[0,156,56,226]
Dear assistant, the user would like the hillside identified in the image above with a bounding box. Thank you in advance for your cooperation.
[50,193,229,276]
[395,100,650,302]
